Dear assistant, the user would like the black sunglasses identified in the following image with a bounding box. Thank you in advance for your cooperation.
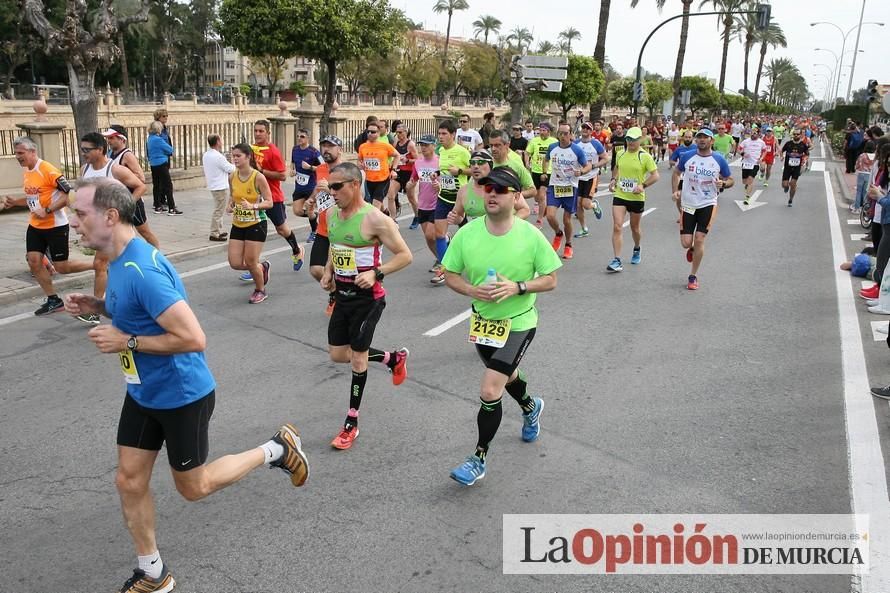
[329,180,357,191]
[80,146,100,153]
[484,184,514,194]
[459,120,469,124]
[469,159,491,166]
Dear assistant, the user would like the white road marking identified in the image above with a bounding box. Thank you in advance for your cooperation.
[810,161,826,172]
[0,311,35,327]
[848,219,863,225]
[735,189,766,211]
[871,320,888,341]
[423,308,472,337]
[824,167,890,593]
[851,233,868,242]
[621,207,656,228]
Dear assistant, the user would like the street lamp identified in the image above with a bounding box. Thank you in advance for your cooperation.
[814,48,840,106]
[810,20,884,102]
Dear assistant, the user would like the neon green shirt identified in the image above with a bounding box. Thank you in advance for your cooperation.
[442,217,562,331]
[612,148,658,202]
[713,133,734,157]
[437,143,470,203]
[527,135,558,174]
[494,151,534,189]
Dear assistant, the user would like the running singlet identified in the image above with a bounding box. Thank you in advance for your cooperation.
[327,202,384,299]
[230,170,268,227]
[358,141,398,182]
[395,139,415,172]
[526,136,558,174]
[761,136,777,163]
[411,156,440,211]
[575,139,605,180]
[442,217,562,331]
[436,143,470,203]
[251,143,285,202]
[105,237,216,409]
[23,159,68,229]
[677,151,731,209]
[463,183,486,218]
[613,149,657,202]
[546,143,588,194]
[738,138,766,169]
[781,141,809,168]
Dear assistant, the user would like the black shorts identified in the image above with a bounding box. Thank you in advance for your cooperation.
[395,170,412,193]
[612,196,646,214]
[577,179,594,199]
[292,188,314,202]
[117,391,215,472]
[310,233,329,268]
[531,172,547,190]
[133,199,147,227]
[230,220,267,242]
[366,179,390,202]
[475,327,536,377]
[267,202,287,227]
[418,209,436,225]
[328,296,386,352]
[782,166,802,181]
[680,204,715,235]
[434,197,456,220]
[678,179,684,191]
[26,224,69,261]
[742,166,759,180]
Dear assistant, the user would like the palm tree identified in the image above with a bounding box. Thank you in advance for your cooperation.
[763,57,796,104]
[732,11,758,97]
[630,0,691,118]
[536,40,558,55]
[433,0,470,67]
[589,0,612,120]
[752,19,786,107]
[558,27,582,54]
[472,14,502,45]
[506,27,534,55]
[699,0,753,98]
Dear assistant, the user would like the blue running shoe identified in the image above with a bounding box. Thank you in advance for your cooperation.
[240,271,253,282]
[573,227,589,238]
[631,248,641,265]
[521,397,544,442]
[450,455,486,486]
[409,216,420,230]
[607,257,623,273]
[592,199,603,220]
[306,231,316,243]
[292,246,304,271]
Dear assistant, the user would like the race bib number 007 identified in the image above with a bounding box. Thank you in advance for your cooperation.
[468,313,511,348]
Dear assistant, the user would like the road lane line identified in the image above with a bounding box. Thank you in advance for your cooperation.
[851,233,867,241]
[622,207,656,227]
[848,219,862,225]
[0,311,35,327]
[824,168,890,592]
[423,308,472,337]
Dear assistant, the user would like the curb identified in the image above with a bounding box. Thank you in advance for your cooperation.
[0,241,230,308]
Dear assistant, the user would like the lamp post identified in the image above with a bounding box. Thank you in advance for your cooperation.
[813,66,835,103]
[811,19,884,103]
[814,48,840,107]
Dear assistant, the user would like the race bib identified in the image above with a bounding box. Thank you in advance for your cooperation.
[440,174,457,191]
[233,205,256,223]
[365,158,381,171]
[331,245,357,276]
[26,197,40,212]
[316,190,335,212]
[554,185,574,198]
[468,313,511,348]
[788,157,801,167]
[418,168,436,183]
[295,173,310,186]
[682,204,696,215]
[118,350,141,385]
[619,178,636,193]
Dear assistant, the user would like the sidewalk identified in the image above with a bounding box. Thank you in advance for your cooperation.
[0,180,301,307]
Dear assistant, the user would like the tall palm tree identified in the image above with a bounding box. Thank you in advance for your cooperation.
[752,20,786,107]
[472,14,502,45]
[536,40,558,55]
[433,0,470,67]
[558,27,582,54]
[507,27,534,55]
[764,57,796,104]
[589,0,612,120]
[699,0,753,98]
[732,11,758,97]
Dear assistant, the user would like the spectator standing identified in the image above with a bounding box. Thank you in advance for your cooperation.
[852,142,876,214]
[147,121,180,215]
[845,123,865,174]
[203,134,236,240]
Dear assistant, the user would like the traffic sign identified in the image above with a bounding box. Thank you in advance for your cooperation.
[521,67,568,81]
[518,55,568,69]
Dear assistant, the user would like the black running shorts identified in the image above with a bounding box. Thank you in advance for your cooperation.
[328,296,386,352]
[475,327,536,377]
[26,224,70,261]
[309,233,329,268]
[680,204,715,235]
[229,220,267,242]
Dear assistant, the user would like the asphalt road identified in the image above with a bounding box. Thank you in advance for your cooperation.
[1,147,887,593]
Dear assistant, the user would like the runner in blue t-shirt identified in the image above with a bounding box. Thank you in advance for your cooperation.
[290,128,324,241]
[63,178,310,593]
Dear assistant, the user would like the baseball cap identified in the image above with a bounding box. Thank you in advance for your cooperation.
[477,167,520,192]
[320,135,342,147]
[101,124,128,140]
[417,134,436,145]
[695,128,714,138]
[539,122,553,131]
[625,126,643,140]
[470,149,493,163]
[581,121,594,130]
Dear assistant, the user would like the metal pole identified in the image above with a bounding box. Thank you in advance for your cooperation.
[846,0,867,102]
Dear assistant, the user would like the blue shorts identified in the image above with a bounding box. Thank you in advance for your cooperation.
[546,187,578,214]
[434,197,456,220]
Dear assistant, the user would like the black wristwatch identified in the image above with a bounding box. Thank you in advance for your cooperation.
[44,206,52,214]
[517,281,528,295]
[374,268,385,282]
[127,335,139,351]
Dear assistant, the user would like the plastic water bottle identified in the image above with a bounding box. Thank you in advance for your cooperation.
[486,268,497,286]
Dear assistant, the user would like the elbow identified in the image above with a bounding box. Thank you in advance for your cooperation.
[189,329,207,352]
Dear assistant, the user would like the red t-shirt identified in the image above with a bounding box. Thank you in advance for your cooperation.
[251,143,286,203]
[762,136,777,163]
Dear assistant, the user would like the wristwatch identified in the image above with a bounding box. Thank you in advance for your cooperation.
[517,281,528,295]
[127,335,139,351]
[374,268,385,282]
[44,206,52,214]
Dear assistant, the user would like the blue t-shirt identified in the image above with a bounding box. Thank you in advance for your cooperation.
[290,145,323,194]
[670,144,697,164]
[106,238,216,409]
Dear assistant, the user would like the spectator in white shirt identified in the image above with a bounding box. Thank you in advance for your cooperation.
[202,134,236,241]
[456,113,484,151]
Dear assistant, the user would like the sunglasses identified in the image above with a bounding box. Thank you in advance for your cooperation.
[469,159,491,166]
[367,130,379,134]
[484,184,514,194]
[459,120,469,123]
[298,134,307,138]
[329,180,356,190]
[80,146,100,153]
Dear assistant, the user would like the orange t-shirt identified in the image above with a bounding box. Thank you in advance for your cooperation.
[358,141,398,182]
[23,159,69,229]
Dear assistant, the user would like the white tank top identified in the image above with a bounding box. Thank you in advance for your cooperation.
[81,160,114,179]
[110,148,131,166]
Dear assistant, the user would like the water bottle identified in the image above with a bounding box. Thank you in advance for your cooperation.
[485,268,497,286]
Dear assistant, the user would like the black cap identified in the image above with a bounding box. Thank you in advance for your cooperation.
[470,149,493,163]
[320,135,342,147]
[478,167,521,191]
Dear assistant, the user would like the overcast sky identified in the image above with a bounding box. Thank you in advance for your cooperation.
[398,0,889,102]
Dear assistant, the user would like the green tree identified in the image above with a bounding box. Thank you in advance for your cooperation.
[506,27,534,55]
[732,10,758,97]
[433,0,469,67]
[536,54,603,120]
[558,27,581,54]
[218,0,405,133]
[397,33,442,100]
[0,1,41,96]
[752,19,786,108]
[589,0,612,120]
[723,93,751,117]
[457,42,500,99]
[679,75,720,117]
[472,14,501,45]
[643,79,672,118]
[536,41,558,55]
[251,54,288,95]
[606,77,635,110]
